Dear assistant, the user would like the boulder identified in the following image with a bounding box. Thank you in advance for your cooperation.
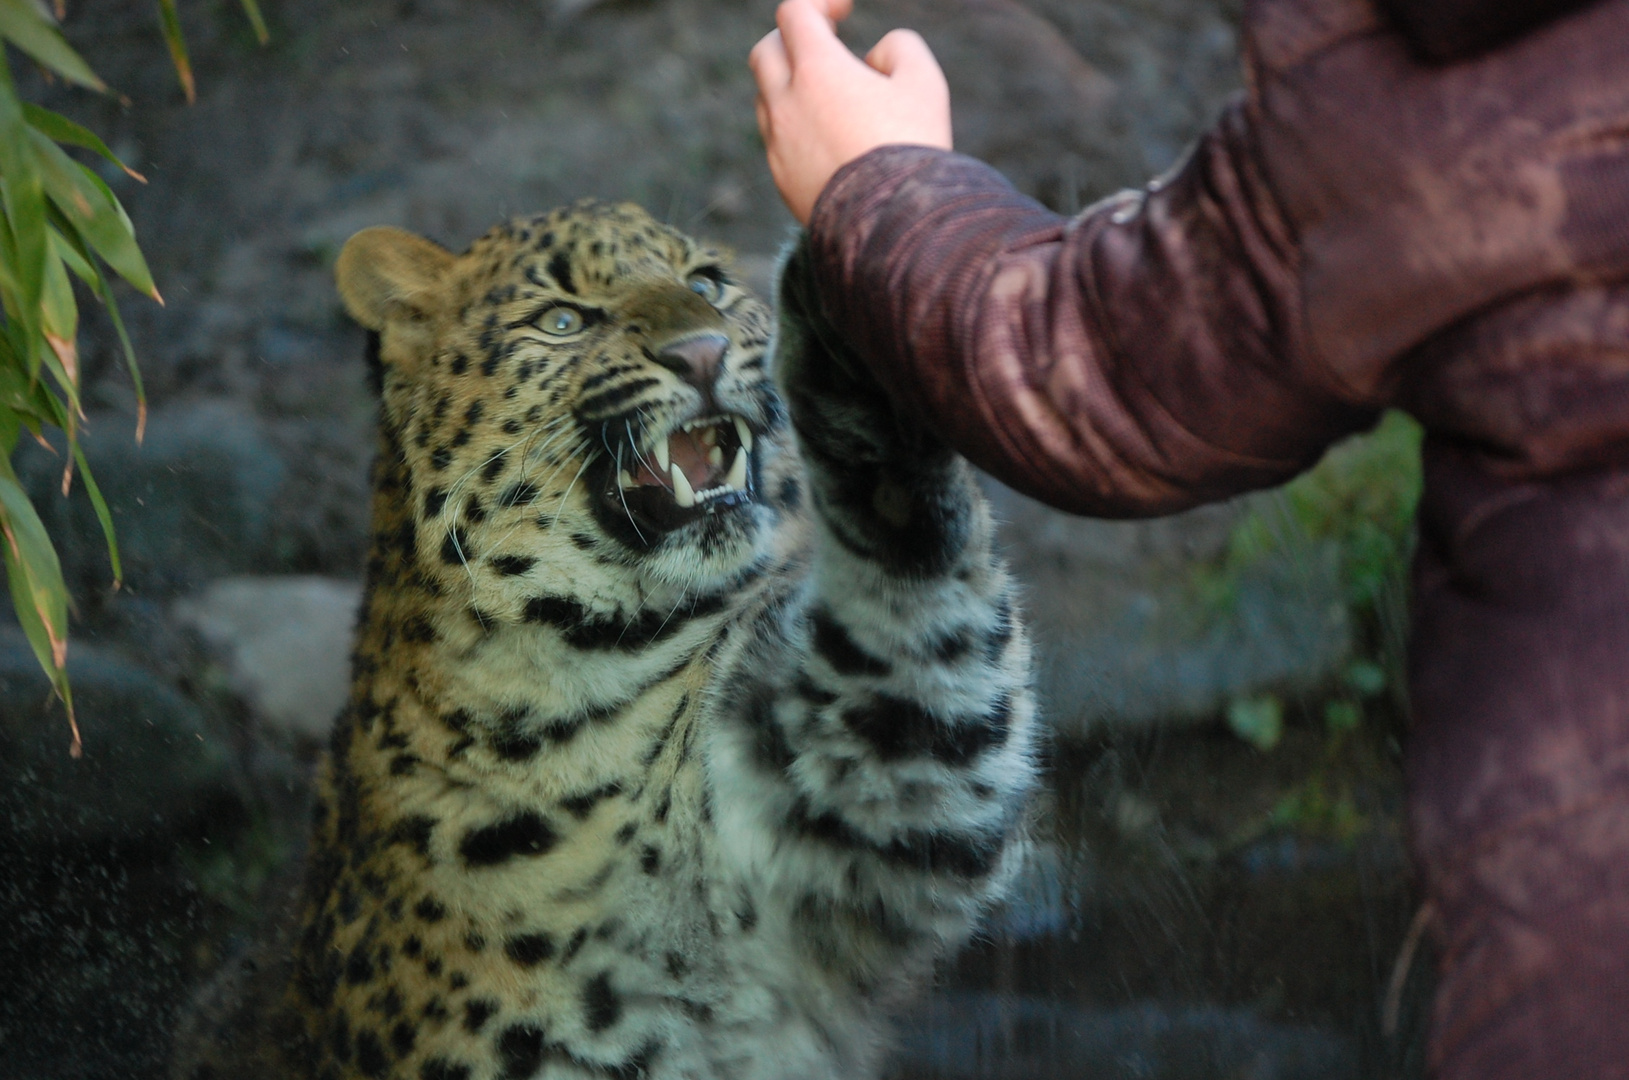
[14,400,289,601]
[988,483,1351,737]
[0,629,244,844]
[172,575,362,744]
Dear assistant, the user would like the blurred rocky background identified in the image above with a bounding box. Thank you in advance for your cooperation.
[0,1,1429,1077]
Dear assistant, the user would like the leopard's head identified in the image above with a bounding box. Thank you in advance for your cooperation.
[336,201,793,602]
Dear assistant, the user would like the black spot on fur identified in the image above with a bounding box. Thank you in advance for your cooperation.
[504,933,556,967]
[740,680,794,772]
[450,353,470,375]
[560,781,622,819]
[547,251,576,294]
[931,629,973,662]
[498,481,539,507]
[521,593,725,650]
[364,331,383,393]
[421,1059,471,1080]
[639,845,660,875]
[481,450,508,484]
[345,944,374,985]
[842,693,1010,766]
[423,488,448,518]
[430,446,452,470]
[459,813,558,866]
[389,815,436,858]
[614,822,637,845]
[464,400,485,426]
[354,1029,388,1077]
[330,1009,353,1063]
[787,798,1001,879]
[497,1024,546,1078]
[440,528,471,565]
[464,998,499,1033]
[489,554,536,577]
[810,608,891,676]
[401,615,436,644]
[563,926,588,961]
[582,971,622,1032]
[390,1021,416,1056]
[415,897,447,922]
[985,597,1015,661]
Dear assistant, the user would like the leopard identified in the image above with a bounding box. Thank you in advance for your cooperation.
[171,200,1038,1080]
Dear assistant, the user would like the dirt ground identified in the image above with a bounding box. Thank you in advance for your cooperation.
[0,2,1428,1077]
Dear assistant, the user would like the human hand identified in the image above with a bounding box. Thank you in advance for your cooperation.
[750,0,951,225]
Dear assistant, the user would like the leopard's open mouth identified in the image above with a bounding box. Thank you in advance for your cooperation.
[591,412,757,540]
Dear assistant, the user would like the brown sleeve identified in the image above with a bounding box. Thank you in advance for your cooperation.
[806,123,1377,519]
[1380,0,1601,60]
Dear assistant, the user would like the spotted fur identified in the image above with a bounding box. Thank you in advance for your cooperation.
[172,204,1037,1080]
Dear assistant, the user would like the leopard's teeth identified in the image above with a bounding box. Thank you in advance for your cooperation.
[726,447,748,490]
[618,469,636,490]
[733,415,753,454]
[670,463,696,508]
[708,445,724,467]
[653,437,671,473]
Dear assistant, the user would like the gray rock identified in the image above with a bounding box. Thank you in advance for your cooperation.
[989,483,1351,737]
[172,575,362,744]
[894,993,1358,1080]
[15,400,290,601]
[0,629,244,843]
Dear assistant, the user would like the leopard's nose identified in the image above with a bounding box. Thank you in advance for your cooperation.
[653,333,728,390]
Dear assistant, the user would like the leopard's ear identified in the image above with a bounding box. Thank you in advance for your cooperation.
[336,226,456,331]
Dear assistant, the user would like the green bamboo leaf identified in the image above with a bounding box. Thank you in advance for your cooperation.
[0,462,71,688]
[238,0,268,44]
[0,53,48,363]
[46,202,146,438]
[0,509,79,754]
[0,0,104,91]
[70,439,119,585]
[40,238,76,341]
[154,0,195,103]
[23,103,145,181]
[28,129,159,300]
[46,220,94,284]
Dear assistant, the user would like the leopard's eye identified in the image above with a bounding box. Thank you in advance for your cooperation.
[686,271,724,305]
[536,306,583,338]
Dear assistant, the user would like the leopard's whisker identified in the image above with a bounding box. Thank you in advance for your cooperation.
[614,440,647,546]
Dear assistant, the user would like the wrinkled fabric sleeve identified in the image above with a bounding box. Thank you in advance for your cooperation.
[1382,0,1602,59]
[806,118,1378,520]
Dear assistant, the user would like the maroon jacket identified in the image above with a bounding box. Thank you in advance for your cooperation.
[805,0,1629,1077]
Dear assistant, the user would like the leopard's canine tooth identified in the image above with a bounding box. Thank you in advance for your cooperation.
[670,462,696,507]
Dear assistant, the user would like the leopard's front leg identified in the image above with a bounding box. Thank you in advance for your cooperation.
[711,236,1038,1003]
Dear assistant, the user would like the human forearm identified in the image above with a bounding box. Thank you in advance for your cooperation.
[807,134,1377,517]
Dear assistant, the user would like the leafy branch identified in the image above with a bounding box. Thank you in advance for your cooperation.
[0,0,262,756]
